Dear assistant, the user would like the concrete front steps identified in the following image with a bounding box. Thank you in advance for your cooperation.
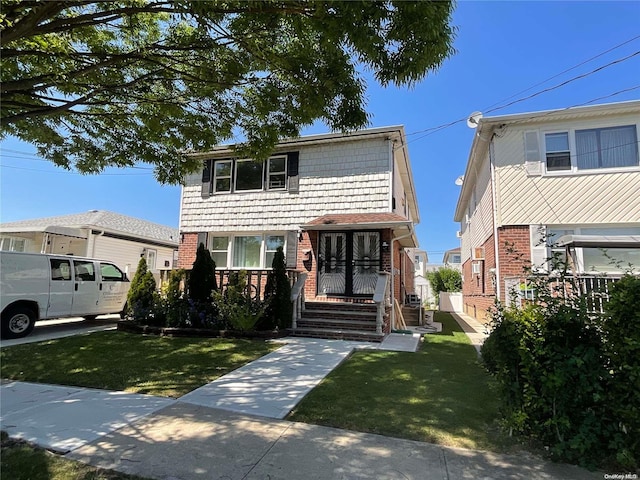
[289,301,386,342]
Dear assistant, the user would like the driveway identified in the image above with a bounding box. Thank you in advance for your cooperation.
[0,315,119,348]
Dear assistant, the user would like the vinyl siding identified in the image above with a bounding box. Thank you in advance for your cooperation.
[492,113,640,226]
[180,138,392,232]
[93,236,175,277]
[460,150,494,263]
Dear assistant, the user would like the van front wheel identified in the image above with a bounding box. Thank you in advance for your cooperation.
[1,306,36,339]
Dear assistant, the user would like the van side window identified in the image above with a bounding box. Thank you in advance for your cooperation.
[100,263,125,281]
[50,259,71,281]
[74,260,95,281]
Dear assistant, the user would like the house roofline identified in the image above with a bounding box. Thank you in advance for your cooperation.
[453,100,640,221]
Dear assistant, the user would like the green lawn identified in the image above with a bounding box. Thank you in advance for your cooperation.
[0,331,278,398]
[1,432,148,480]
[288,312,509,452]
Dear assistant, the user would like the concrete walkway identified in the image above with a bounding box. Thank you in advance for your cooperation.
[0,334,602,479]
[450,311,489,354]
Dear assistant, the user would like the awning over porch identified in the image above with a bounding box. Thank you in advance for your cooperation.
[0,225,88,239]
[302,213,417,247]
[556,234,640,249]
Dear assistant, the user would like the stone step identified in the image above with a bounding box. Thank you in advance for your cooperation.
[305,301,378,313]
[297,317,378,332]
[302,308,378,322]
[289,327,384,343]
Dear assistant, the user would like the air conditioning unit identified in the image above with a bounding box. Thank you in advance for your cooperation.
[473,247,485,260]
[472,261,482,275]
[456,231,462,238]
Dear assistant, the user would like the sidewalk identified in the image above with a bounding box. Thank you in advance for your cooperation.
[1,335,601,479]
[450,311,489,354]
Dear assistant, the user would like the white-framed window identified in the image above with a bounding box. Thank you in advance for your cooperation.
[213,160,233,193]
[146,249,157,270]
[208,233,285,269]
[210,156,292,194]
[265,235,285,267]
[267,156,287,190]
[576,125,638,169]
[210,236,229,268]
[542,124,639,174]
[0,236,27,252]
[545,132,571,171]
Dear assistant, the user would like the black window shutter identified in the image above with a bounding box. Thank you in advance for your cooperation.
[287,151,299,193]
[201,160,212,198]
[286,231,298,269]
[197,232,208,249]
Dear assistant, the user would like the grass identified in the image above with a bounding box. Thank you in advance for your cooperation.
[0,331,278,397]
[1,432,149,480]
[287,312,511,452]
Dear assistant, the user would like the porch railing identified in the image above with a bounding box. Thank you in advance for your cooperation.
[290,273,308,329]
[207,269,301,300]
[537,274,624,314]
[373,272,391,334]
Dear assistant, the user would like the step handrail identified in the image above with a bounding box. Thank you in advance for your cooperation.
[373,272,391,334]
[290,272,308,329]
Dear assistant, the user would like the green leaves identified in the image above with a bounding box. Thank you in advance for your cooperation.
[1,1,455,183]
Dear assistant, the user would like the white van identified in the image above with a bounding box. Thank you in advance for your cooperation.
[0,252,130,339]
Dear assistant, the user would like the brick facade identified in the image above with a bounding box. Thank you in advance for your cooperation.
[462,225,533,322]
[462,234,496,323]
[177,228,410,303]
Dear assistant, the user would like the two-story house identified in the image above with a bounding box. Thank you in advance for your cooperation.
[177,126,420,340]
[454,100,640,322]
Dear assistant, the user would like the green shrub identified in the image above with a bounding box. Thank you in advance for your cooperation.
[481,279,618,469]
[154,269,190,327]
[602,275,640,467]
[214,271,264,331]
[126,257,157,323]
[261,246,292,330]
[188,243,217,302]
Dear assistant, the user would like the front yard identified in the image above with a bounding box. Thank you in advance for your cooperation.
[1,313,510,453]
[0,332,278,398]
[288,312,509,452]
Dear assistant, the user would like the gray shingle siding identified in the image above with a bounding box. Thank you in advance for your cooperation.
[181,138,392,232]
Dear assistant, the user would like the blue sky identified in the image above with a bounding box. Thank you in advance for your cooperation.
[1,1,639,262]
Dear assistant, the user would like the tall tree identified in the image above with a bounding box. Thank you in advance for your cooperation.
[1,1,456,183]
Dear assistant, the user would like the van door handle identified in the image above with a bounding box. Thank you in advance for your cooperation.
[75,283,79,291]
[99,283,103,291]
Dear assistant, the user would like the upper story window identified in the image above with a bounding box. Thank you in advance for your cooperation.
[545,132,571,171]
[202,152,298,197]
[542,124,639,173]
[576,125,638,169]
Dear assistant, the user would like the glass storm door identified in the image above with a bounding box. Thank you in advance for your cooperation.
[318,232,347,295]
[318,231,381,296]
[352,231,380,295]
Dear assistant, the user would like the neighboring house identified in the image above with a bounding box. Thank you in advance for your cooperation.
[454,100,640,322]
[178,126,420,339]
[0,210,179,282]
[442,247,462,270]
[407,248,430,306]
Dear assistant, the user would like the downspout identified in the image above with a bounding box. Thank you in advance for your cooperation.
[489,137,501,301]
[390,226,414,330]
[88,230,104,258]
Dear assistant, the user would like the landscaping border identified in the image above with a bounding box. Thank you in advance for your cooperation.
[116,321,288,340]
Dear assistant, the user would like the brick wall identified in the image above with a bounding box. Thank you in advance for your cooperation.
[177,232,198,269]
[497,225,531,281]
[462,234,496,323]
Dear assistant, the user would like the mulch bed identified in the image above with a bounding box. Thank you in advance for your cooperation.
[117,321,288,340]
